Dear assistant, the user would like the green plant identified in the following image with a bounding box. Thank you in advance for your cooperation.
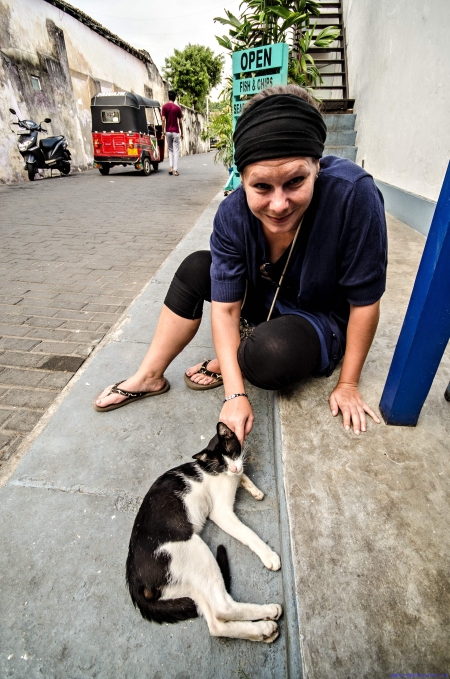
[163,44,224,112]
[215,0,340,89]
[202,99,234,169]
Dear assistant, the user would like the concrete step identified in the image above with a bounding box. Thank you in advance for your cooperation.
[323,113,356,130]
[323,145,357,161]
[326,129,356,145]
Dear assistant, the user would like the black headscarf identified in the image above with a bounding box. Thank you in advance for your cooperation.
[233,94,327,172]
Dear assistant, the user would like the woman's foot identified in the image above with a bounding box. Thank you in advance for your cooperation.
[185,359,221,386]
[95,375,167,409]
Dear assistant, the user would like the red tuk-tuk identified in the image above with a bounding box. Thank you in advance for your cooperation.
[90,92,165,176]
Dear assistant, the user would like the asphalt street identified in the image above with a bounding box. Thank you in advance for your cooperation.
[0,153,227,476]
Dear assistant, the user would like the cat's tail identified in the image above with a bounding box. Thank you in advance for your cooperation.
[130,587,198,624]
[216,544,231,593]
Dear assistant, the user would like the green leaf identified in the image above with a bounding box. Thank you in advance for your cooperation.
[213,16,232,26]
[215,35,233,50]
[314,25,341,41]
[280,13,307,32]
[269,6,291,19]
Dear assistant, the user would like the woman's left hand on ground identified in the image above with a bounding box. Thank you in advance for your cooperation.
[329,382,381,434]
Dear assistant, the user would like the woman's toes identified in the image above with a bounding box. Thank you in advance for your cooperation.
[186,363,202,378]
[96,385,114,405]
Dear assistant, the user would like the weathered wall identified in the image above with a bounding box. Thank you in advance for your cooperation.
[342,0,450,202]
[0,0,207,183]
[180,104,209,156]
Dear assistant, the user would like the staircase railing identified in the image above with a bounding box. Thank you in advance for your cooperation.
[311,0,354,111]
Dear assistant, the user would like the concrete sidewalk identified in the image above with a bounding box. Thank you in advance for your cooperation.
[0,193,299,679]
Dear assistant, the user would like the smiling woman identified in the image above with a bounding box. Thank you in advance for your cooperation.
[94,85,387,441]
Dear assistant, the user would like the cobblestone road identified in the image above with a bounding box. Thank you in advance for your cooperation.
[0,153,227,468]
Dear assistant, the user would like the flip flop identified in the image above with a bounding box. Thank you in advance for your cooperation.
[184,359,223,391]
[174,171,179,176]
[93,378,170,412]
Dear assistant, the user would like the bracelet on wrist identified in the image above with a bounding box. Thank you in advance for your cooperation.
[223,393,249,403]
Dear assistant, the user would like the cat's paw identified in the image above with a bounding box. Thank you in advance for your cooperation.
[248,620,279,643]
[261,621,279,643]
[264,604,283,621]
[252,488,264,501]
[261,549,281,571]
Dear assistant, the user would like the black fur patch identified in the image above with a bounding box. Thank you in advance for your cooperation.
[216,545,231,593]
[126,466,197,623]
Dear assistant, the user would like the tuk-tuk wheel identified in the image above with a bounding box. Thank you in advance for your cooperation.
[152,162,159,172]
[141,157,152,176]
[99,164,110,175]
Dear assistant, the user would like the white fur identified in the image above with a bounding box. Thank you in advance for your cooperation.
[158,463,282,642]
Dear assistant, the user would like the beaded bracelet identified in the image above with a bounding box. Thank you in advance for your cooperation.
[223,393,249,403]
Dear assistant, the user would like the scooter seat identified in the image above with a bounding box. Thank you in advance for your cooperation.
[40,136,64,150]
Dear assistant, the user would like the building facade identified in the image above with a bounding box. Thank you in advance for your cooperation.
[342,0,450,234]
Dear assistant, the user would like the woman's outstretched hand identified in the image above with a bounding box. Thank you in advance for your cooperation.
[219,397,254,446]
[329,382,380,434]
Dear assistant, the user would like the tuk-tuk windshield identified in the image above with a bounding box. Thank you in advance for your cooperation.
[101,110,120,123]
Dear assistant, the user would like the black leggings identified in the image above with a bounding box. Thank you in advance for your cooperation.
[164,251,320,390]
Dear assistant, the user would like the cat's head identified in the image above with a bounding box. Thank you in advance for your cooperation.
[192,422,243,476]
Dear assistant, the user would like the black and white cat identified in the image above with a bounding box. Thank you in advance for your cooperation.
[126,422,282,642]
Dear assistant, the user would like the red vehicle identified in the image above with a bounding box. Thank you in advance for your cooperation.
[90,92,164,176]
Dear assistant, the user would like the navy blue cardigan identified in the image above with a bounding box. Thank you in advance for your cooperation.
[210,156,387,376]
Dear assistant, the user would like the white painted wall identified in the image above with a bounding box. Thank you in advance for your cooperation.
[342,0,450,202]
[0,0,207,183]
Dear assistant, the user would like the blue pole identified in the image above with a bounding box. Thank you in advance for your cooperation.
[379,161,450,425]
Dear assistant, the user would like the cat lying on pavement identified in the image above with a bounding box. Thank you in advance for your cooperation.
[126,422,282,642]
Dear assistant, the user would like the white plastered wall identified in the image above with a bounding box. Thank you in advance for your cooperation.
[342,0,450,202]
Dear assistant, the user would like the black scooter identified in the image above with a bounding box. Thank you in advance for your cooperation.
[9,108,71,181]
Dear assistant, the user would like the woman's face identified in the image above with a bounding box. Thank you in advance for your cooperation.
[241,156,319,236]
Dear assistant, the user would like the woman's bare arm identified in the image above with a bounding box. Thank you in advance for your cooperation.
[329,300,381,434]
[212,300,254,444]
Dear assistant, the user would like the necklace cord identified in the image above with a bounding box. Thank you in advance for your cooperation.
[266,216,304,321]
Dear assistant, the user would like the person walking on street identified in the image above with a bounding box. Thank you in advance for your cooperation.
[162,90,184,176]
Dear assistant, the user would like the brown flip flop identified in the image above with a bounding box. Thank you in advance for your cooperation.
[93,378,170,412]
[184,359,223,391]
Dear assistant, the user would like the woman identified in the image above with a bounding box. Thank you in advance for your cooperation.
[95,85,387,442]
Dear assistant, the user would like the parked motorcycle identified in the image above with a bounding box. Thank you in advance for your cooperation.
[9,108,71,181]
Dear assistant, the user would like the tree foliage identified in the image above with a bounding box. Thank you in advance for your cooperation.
[214,0,340,88]
[163,44,224,111]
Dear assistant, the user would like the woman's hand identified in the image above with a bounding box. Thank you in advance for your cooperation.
[329,382,380,434]
[219,396,254,446]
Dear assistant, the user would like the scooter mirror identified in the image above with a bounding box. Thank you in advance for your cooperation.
[44,118,51,123]
[9,108,16,115]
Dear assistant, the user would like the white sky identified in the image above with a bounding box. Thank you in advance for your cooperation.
[68,0,242,94]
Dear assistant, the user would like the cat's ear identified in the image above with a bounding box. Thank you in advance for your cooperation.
[217,422,234,440]
[193,451,208,461]
[217,422,241,455]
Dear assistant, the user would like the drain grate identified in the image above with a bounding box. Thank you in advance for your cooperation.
[39,355,85,372]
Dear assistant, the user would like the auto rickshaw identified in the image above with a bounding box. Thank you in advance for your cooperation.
[90,92,164,176]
